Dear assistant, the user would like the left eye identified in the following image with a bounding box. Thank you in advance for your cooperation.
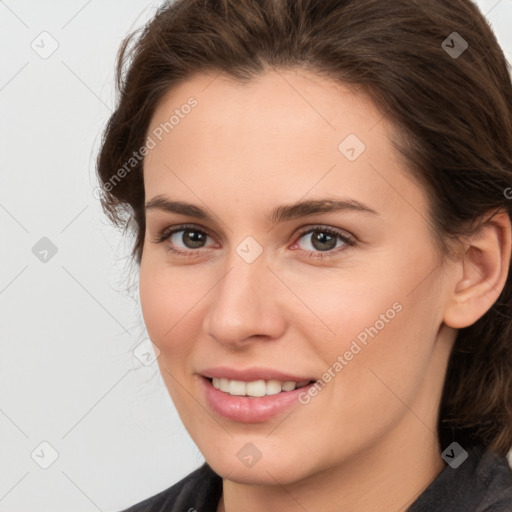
[295,228,352,252]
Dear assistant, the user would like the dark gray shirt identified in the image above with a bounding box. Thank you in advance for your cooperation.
[119,446,512,511]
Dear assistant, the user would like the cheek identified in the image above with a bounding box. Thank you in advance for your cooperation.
[139,265,170,342]
[138,260,203,408]
[303,248,442,401]
[331,284,442,426]
[139,256,219,375]
[280,262,403,350]
[139,259,197,345]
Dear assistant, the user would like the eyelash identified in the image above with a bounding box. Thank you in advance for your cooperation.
[152,223,357,260]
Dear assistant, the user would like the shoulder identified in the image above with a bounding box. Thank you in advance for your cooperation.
[117,462,222,512]
[408,445,512,512]
[474,447,512,511]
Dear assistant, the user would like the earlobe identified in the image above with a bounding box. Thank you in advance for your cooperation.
[443,210,512,329]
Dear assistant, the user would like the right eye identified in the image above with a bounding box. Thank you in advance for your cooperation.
[153,224,218,256]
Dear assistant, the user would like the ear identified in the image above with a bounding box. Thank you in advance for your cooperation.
[443,210,512,329]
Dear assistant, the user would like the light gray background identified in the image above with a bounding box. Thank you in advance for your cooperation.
[1,1,511,511]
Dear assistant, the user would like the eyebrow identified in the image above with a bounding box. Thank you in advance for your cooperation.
[145,195,379,224]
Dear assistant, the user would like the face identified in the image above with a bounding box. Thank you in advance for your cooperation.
[139,68,456,485]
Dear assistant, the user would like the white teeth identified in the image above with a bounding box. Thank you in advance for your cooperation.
[266,380,282,395]
[282,381,297,391]
[219,378,230,393]
[210,377,310,397]
[246,380,266,397]
[229,380,246,396]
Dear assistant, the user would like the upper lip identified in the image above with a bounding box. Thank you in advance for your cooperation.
[200,366,315,383]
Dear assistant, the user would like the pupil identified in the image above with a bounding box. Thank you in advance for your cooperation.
[184,230,205,248]
[312,231,336,251]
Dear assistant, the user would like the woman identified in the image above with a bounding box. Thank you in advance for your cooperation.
[97,0,512,510]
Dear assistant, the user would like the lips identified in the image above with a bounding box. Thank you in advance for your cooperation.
[200,376,317,422]
[199,366,316,383]
[198,366,318,422]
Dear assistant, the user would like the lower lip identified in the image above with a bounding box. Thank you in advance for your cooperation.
[200,376,315,423]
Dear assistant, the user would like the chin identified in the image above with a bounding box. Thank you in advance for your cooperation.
[200,442,312,485]
[210,458,303,485]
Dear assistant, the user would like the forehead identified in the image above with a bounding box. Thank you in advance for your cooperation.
[143,68,427,224]
[146,68,382,154]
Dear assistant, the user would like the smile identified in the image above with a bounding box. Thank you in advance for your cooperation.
[210,377,313,397]
[201,376,318,422]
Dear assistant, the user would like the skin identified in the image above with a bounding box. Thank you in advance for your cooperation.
[139,68,511,512]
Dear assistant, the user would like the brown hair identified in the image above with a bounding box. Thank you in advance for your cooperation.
[96,0,512,454]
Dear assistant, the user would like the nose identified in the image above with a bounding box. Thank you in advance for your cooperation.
[202,250,287,348]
